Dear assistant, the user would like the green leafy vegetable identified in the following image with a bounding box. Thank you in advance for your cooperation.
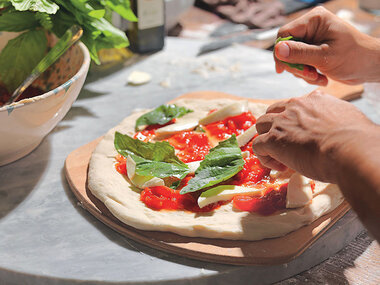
[0,11,39,31]
[275,36,304,71]
[114,132,190,180]
[180,135,244,194]
[35,12,53,30]
[135,104,193,131]
[0,0,137,92]
[103,0,138,22]
[0,29,47,92]
[10,0,59,14]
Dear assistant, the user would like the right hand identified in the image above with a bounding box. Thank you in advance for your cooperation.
[252,90,375,183]
[274,7,380,86]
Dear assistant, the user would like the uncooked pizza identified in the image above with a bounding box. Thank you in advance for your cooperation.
[88,99,344,241]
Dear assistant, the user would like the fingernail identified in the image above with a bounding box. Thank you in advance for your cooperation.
[277,43,290,58]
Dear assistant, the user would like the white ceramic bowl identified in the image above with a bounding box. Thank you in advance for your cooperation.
[0,36,90,166]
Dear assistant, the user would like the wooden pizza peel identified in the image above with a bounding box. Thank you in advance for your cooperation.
[64,81,362,265]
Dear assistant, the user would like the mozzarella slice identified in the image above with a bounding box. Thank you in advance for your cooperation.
[155,119,198,135]
[286,173,313,208]
[126,155,164,189]
[236,125,257,147]
[199,100,248,125]
[155,111,208,136]
[128,71,151,85]
[198,185,264,208]
[186,160,201,174]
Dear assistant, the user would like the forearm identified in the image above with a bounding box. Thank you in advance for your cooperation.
[333,124,380,241]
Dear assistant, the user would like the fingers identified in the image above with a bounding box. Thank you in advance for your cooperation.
[275,56,328,86]
[256,101,289,134]
[255,113,277,134]
[293,71,328,86]
[256,154,287,171]
[266,100,287,114]
[275,41,327,68]
[252,134,287,171]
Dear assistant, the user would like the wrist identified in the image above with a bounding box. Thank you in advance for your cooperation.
[360,35,380,82]
[319,121,379,183]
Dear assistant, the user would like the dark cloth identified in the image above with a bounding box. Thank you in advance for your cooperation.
[196,0,286,29]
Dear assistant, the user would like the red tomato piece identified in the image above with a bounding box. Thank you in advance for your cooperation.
[232,155,270,186]
[233,183,288,215]
[115,154,127,175]
[203,111,256,140]
[141,181,225,213]
[166,131,212,163]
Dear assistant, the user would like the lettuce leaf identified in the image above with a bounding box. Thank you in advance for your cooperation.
[275,36,304,71]
[0,10,39,32]
[180,135,244,194]
[135,104,193,131]
[0,29,47,92]
[103,0,138,22]
[114,132,190,179]
[0,0,135,71]
[10,0,59,14]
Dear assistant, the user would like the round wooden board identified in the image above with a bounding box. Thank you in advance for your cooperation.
[64,91,350,265]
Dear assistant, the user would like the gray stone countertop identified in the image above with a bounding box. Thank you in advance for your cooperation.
[0,37,379,285]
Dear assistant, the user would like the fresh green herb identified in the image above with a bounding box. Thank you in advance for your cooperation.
[10,0,59,13]
[180,135,244,195]
[0,0,137,92]
[114,132,190,180]
[0,11,39,31]
[135,104,193,131]
[0,29,47,92]
[275,36,304,71]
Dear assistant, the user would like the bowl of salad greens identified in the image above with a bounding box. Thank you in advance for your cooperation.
[0,0,136,166]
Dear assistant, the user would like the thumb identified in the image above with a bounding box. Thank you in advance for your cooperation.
[275,41,326,68]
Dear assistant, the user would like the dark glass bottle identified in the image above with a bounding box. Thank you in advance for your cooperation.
[126,0,165,53]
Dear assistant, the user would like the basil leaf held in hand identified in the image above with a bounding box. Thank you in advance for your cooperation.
[275,36,304,71]
[180,134,245,194]
[135,104,193,131]
[114,132,190,180]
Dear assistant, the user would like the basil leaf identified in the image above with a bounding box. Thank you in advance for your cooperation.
[103,0,138,22]
[0,1,11,9]
[180,135,244,194]
[275,36,304,71]
[135,104,193,131]
[35,12,53,30]
[0,0,136,89]
[0,11,39,32]
[114,132,190,179]
[10,0,59,14]
[0,29,47,92]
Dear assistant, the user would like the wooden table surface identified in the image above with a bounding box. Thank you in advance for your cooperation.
[173,0,380,283]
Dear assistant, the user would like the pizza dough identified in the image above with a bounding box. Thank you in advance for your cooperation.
[88,99,344,241]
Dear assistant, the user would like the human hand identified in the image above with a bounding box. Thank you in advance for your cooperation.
[252,90,373,183]
[274,7,380,86]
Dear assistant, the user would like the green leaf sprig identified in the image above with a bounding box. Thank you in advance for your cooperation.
[275,36,304,71]
[135,104,193,131]
[0,0,137,92]
[180,135,245,195]
[114,132,190,180]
